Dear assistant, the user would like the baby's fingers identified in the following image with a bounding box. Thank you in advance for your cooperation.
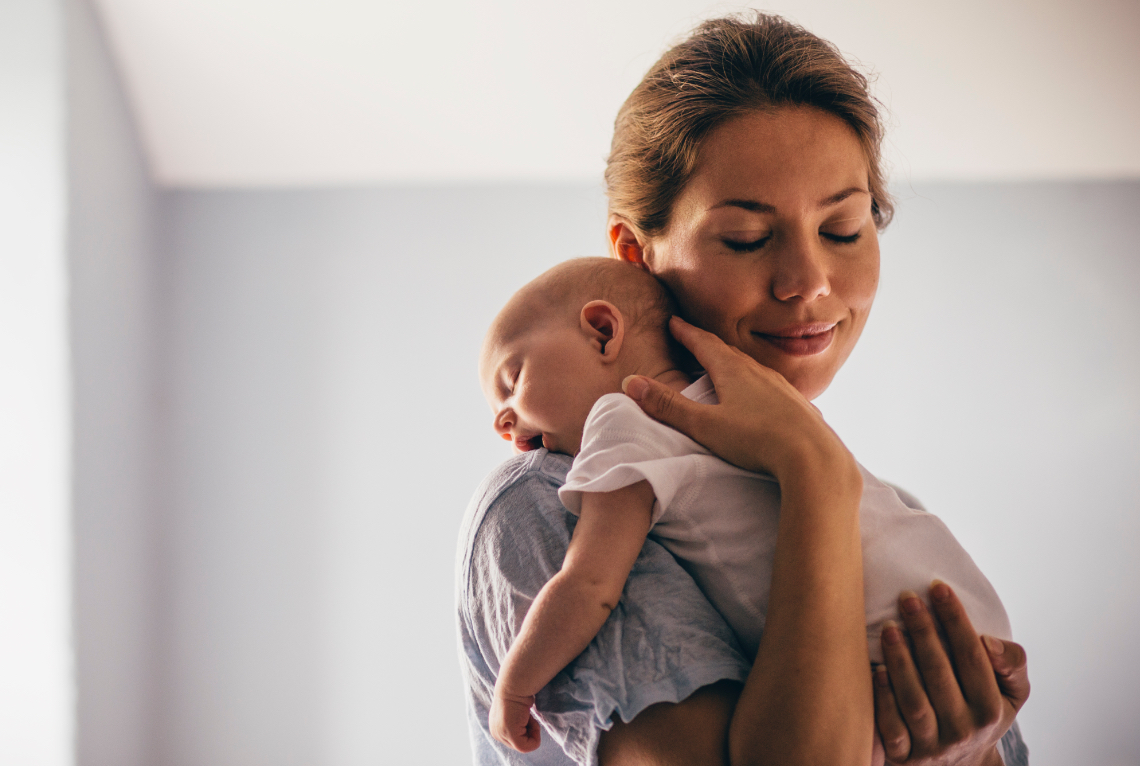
[508,713,542,753]
[490,696,541,753]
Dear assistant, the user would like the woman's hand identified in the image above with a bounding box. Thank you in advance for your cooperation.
[873,582,1030,765]
[623,316,851,483]
[629,316,871,765]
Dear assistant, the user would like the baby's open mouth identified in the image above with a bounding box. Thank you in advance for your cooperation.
[515,434,544,452]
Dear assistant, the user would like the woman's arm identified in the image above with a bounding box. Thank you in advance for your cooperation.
[621,317,872,766]
[731,441,868,764]
[491,481,656,752]
[608,318,1028,766]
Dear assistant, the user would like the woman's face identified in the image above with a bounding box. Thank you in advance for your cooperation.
[634,106,880,401]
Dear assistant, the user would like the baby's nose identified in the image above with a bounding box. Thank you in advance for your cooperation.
[493,408,515,438]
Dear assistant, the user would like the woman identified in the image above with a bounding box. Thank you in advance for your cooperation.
[456,13,1029,765]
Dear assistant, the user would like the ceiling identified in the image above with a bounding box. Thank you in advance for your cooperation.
[91,0,1140,186]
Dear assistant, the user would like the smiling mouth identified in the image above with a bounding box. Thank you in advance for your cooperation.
[753,324,836,356]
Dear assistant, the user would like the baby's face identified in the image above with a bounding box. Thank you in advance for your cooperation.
[480,321,618,457]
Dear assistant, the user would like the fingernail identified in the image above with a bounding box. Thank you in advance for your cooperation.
[622,375,648,401]
[930,579,951,603]
[900,590,923,615]
[882,620,902,646]
[982,635,1004,655]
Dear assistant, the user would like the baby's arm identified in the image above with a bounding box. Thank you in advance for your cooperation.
[490,479,655,753]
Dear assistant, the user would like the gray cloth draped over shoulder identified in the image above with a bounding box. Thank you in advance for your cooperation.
[455,449,1029,765]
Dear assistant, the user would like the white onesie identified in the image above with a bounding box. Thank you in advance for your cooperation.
[558,375,1012,662]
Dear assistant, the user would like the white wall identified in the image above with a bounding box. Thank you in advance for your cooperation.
[0,0,73,763]
[157,181,1139,765]
[66,0,160,764]
[157,186,606,765]
[39,3,1140,764]
[817,181,1140,766]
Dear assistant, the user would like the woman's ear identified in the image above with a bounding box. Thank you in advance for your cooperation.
[580,300,625,361]
[607,216,648,267]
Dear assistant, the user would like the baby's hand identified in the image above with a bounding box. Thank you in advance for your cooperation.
[490,689,541,753]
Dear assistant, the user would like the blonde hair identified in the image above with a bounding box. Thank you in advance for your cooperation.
[606,12,893,238]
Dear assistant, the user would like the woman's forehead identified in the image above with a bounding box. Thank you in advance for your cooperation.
[685,107,870,209]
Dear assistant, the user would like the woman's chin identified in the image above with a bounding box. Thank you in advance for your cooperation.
[740,347,836,401]
[788,373,832,402]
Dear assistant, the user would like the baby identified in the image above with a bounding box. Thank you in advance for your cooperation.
[479,257,1012,753]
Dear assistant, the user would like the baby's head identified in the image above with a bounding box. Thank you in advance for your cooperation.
[480,258,690,456]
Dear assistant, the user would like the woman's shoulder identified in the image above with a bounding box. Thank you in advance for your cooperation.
[456,449,575,599]
[466,449,571,517]
[857,463,928,513]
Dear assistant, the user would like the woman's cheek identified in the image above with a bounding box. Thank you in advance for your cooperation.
[851,238,881,305]
[673,272,729,332]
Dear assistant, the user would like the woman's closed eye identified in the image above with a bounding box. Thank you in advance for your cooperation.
[821,231,861,244]
[722,235,771,252]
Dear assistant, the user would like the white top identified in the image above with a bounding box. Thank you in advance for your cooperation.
[559,375,1012,662]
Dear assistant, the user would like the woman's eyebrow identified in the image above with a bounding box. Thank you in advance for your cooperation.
[711,188,869,213]
[817,187,869,209]
[711,199,776,213]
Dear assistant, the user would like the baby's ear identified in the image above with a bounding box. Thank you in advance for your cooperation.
[580,300,625,360]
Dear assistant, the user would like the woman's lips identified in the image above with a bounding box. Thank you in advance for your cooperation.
[753,323,836,356]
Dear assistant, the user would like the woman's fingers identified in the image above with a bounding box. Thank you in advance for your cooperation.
[896,590,976,743]
[622,373,706,443]
[872,664,911,763]
[926,581,1003,726]
[628,315,853,480]
[665,315,739,373]
[879,619,939,747]
[877,583,1030,764]
[983,634,1031,713]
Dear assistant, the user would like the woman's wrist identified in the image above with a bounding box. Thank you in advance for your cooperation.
[770,428,861,504]
[981,745,1005,766]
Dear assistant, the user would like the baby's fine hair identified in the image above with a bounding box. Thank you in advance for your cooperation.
[519,257,676,331]
[504,257,696,373]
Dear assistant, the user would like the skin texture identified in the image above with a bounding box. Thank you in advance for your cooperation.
[480,275,692,456]
[618,318,871,766]
[479,302,626,457]
[599,107,1029,764]
[612,106,880,402]
[872,584,1030,764]
[491,480,658,752]
[479,275,693,752]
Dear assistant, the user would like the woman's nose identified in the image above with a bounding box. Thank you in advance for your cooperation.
[771,231,831,303]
